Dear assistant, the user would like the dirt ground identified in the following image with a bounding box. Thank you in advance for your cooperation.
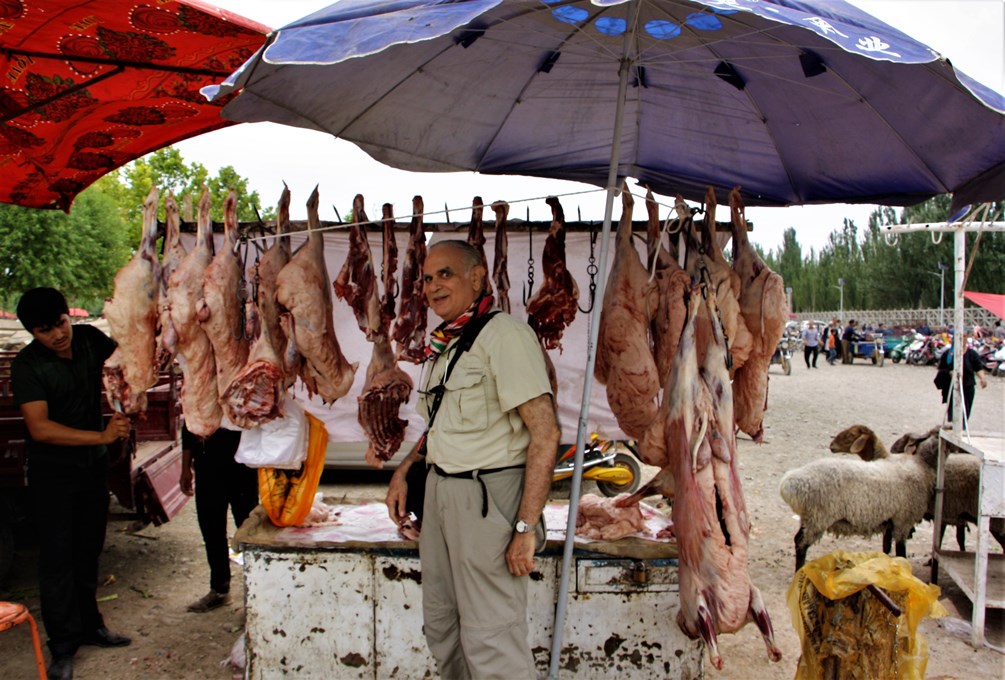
[1,359,1003,679]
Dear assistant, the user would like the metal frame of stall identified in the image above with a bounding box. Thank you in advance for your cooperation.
[879,208,1005,647]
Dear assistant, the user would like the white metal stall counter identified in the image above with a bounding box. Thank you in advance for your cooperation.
[234,501,703,679]
[932,431,1005,648]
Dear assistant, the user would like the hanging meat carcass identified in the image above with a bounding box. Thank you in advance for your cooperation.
[391,196,428,363]
[156,193,185,370]
[256,183,295,381]
[277,187,357,403]
[526,196,578,351]
[167,189,222,436]
[334,194,380,340]
[680,190,753,373]
[221,186,295,428]
[594,186,660,441]
[353,203,413,467]
[646,188,690,389]
[491,201,511,313]
[663,288,782,670]
[102,187,161,414]
[730,188,788,443]
[198,189,250,400]
[467,196,493,295]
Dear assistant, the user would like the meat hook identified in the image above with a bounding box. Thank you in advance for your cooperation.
[577,223,598,313]
[522,220,535,305]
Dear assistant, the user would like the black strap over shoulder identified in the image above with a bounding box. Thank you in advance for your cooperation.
[425,310,500,430]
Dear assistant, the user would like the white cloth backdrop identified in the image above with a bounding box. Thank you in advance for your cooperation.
[198,215,634,451]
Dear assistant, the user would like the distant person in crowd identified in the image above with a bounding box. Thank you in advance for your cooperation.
[936,332,988,421]
[917,320,933,336]
[385,240,559,679]
[994,320,1005,340]
[179,425,258,613]
[825,324,839,365]
[842,320,860,364]
[10,287,132,680]
[802,321,821,369]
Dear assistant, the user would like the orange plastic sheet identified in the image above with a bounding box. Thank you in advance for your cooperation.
[258,413,328,528]
[787,551,947,680]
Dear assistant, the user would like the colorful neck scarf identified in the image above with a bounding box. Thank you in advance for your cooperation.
[426,293,495,359]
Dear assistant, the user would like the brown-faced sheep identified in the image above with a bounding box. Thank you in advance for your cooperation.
[779,438,937,571]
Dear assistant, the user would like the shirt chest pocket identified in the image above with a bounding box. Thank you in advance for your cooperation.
[439,362,489,434]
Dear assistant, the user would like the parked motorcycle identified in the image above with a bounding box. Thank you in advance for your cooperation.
[553,433,642,497]
[887,335,914,363]
[907,334,948,366]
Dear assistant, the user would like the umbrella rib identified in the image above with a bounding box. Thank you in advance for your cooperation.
[0,66,123,124]
[2,48,236,78]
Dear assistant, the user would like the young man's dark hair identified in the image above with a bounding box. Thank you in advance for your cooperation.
[16,287,70,331]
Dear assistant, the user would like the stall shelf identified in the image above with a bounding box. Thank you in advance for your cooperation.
[932,431,1005,647]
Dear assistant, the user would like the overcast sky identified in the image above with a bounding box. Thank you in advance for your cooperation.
[172,0,1005,254]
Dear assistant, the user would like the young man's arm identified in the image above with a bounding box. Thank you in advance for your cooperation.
[20,401,130,447]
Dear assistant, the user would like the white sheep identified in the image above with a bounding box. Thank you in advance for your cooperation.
[831,425,1005,552]
[779,435,937,571]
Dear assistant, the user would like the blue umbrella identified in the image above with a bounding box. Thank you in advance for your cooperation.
[208,0,1005,208]
[206,1,1005,674]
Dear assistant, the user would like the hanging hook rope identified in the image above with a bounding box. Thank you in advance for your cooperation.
[522,221,535,305]
[578,223,599,313]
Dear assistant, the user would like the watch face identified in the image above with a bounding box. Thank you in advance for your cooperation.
[515,520,529,533]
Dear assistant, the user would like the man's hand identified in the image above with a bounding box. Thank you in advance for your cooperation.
[102,412,131,444]
[505,531,537,577]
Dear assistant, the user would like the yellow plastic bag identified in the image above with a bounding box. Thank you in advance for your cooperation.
[258,413,329,527]
[787,551,947,680]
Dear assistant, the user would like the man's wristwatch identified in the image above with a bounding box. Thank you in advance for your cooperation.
[514,519,535,534]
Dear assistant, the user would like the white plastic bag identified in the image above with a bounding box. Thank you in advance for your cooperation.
[234,397,309,469]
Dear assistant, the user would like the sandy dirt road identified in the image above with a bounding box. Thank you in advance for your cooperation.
[1,359,1002,678]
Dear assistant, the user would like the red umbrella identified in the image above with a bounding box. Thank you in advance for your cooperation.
[964,291,1005,321]
[0,0,269,211]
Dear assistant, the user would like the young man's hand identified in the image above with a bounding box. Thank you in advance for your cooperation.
[102,412,131,444]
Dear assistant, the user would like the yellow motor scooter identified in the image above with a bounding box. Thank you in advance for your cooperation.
[552,433,641,497]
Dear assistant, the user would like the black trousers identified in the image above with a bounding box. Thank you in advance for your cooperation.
[941,384,977,420]
[30,462,108,657]
[193,450,258,593]
[804,345,819,368]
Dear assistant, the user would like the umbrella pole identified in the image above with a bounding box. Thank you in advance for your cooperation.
[548,3,639,676]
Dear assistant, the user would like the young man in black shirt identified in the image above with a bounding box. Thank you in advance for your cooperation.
[11,288,132,680]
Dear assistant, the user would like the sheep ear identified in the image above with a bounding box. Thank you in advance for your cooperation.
[850,434,875,461]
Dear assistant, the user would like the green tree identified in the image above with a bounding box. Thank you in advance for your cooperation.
[118,148,271,238]
[0,184,131,312]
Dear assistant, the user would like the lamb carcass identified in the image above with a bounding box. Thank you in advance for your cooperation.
[467,196,492,295]
[256,183,295,382]
[390,196,428,363]
[664,288,781,670]
[334,194,380,340]
[729,188,788,443]
[167,190,222,436]
[156,193,185,370]
[221,187,294,429]
[526,196,578,351]
[680,189,752,373]
[646,188,690,388]
[491,201,511,313]
[102,186,161,414]
[356,203,413,467]
[277,187,357,403]
[594,187,660,441]
[198,189,250,399]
